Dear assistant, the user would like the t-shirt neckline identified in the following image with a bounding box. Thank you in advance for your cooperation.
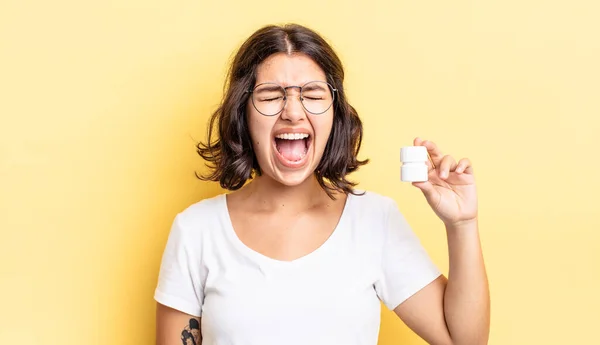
[219,192,353,267]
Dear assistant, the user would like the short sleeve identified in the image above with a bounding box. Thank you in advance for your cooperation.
[374,199,442,311]
[154,214,205,317]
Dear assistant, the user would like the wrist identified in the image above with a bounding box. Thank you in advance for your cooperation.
[445,217,478,231]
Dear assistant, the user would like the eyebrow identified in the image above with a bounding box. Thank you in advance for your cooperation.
[253,82,329,93]
[301,83,327,92]
[254,84,283,92]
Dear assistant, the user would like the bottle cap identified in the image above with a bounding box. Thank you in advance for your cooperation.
[400,146,428,162]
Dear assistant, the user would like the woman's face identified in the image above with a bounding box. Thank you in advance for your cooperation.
[247,52,334,187]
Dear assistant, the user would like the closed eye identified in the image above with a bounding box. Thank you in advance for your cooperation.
[260,96,284,102]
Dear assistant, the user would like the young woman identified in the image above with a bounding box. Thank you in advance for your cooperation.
[155,24,490,345]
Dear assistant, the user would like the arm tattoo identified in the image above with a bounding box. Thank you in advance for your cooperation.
[180,318,201,345]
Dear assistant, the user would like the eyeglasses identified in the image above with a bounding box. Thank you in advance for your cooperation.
[247,81,337,116]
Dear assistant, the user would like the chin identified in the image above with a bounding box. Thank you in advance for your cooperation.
[259,149,324,188]
[268,151,319,187]
[272,168,315,187]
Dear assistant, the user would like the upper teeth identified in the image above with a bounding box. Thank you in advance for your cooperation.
[275,133,309,140]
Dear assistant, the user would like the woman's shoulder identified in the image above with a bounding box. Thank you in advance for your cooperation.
[343,190,405,244]
[172,193,227,233]
[344,190,401,227]
[349,189,397,210]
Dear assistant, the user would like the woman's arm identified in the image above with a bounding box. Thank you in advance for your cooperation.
[443,219,490,344]
[394,219,489,345]
[394,138,490,345]
[393,220,489,345]
[156,303,202,345]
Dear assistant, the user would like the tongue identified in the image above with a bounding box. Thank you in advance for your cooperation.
[277,139,306,161]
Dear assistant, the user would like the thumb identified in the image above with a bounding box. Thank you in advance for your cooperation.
[412,181,437,199]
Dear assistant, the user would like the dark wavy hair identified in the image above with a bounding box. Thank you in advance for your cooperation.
[196,24,368,197]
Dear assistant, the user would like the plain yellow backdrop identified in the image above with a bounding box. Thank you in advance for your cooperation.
[1,0,599,344]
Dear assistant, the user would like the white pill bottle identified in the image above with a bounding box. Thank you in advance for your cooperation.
[400,146,429,182]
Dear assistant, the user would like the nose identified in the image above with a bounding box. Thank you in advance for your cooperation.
[280,88,306,123]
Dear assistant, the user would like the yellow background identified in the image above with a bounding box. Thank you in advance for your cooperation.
[1,0,599,344]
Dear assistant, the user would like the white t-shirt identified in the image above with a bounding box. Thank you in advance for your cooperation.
[154,191,441,345]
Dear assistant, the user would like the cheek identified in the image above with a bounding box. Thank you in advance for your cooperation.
[313,114,334,147]
[247,112,274,153]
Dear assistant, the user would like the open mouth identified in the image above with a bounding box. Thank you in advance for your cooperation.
[273,133,311,166]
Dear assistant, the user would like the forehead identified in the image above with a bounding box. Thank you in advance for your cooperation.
[255,52,326,86]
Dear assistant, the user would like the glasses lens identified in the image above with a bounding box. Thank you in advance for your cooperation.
[252,83,285,116]
[301,81,334,114]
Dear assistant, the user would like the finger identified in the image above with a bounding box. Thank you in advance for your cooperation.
[415,137,436,170]
[438,155,457,179]
[425,158,435,173]
[464,164,474,175]
[455,158,472,174]
[421,140,444,167]
[412,180,436,199]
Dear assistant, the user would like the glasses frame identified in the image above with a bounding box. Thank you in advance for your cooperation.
[246,80,338,116]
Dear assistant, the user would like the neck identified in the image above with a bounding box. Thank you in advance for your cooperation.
[244,174,330,212]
